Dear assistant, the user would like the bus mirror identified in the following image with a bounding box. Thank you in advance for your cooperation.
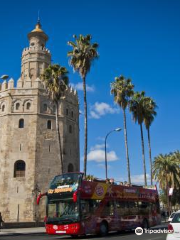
[73,191,78,202]
[37,192,47,205]
[37,194,41,205]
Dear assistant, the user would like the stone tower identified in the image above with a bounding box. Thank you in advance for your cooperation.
[0,21,79,223]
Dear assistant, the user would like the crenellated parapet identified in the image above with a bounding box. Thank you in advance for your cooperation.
[65,86,78,103]
[0,77,45,93]
[22,46,51,55]
[0,77,78,120]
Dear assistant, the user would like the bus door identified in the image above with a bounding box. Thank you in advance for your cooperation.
[101,200,118,231]
[80,199,101,234]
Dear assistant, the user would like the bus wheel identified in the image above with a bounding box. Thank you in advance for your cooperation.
[99,222,108,236]
[142,219,149,229]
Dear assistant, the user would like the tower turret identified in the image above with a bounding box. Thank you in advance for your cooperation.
[21,20,51,84]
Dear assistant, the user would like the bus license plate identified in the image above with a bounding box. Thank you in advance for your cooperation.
[56,231,66,233]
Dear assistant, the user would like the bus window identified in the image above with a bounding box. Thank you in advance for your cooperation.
[89,199,101,213]
[128,201,138,215]
[102,201,115,216]
[48,203,56,218]
[81,199,101,218]
[116,201,129,216]
[81,200,90,219]
[138,201,150,215]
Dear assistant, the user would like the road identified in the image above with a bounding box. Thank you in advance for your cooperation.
[0,231,167,240]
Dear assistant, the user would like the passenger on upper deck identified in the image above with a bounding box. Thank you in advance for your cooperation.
[110,178,115,185]
[106,178,110,184]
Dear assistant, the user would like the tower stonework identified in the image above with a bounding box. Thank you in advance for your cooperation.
[0,21,80,223]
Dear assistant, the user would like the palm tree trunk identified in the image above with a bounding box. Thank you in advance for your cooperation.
[55,101,63,173]
[82,76,88,177]
[166,179,170,216]
[140,123,147,186]
[123,109,131,184]
[147,127,153,185]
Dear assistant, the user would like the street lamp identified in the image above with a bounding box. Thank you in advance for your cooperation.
[105,128,121,179]
[0,75,9,80]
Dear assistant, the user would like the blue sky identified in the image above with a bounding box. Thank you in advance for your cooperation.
[0,0,180,185]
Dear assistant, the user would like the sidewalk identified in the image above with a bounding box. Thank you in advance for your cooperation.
[0,227,45,236]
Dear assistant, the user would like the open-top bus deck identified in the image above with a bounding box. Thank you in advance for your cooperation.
[37,172,161,236]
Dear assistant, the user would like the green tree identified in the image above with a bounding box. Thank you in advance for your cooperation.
[41,64,69,173]
[129,91,149,186]
[159,190,167,206]
[67,34,99,177]
[111,75,134,184]
[153,153,180,212]
[143,98,157,185]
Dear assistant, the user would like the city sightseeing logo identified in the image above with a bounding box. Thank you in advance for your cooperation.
[135,227,173,235]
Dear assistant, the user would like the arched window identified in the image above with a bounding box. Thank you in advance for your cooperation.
[68,163,74,173]
[16,103,20,110]
[43,104,47,112]
[26,102,31,110]
[19,119,24,128]
[71,111,74,118]
[47,120,51,129]
[14,160,26,177]
[66,109,68,115]
[69,125,72,134]
[2,105,5,112]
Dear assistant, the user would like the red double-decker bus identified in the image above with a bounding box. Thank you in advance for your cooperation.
[38,172,161,236]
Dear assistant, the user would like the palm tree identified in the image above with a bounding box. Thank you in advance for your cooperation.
[143,98,157,185]
[111,75,134,184]
[41,64,69,173]
[67,34,99,177]
[153,153,180,213]
[129,91,149,186]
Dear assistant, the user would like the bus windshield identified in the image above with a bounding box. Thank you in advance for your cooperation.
[47,173,83,224]
[49,173,83,189]
[47,198,79,224]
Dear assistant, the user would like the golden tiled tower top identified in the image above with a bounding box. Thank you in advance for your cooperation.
[28,19,48,41]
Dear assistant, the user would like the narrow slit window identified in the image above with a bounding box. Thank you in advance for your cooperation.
[47,120,51,129]
[69,125,72,133]
[16,103,20,110]
[2,105,5,112]
[26,102,31,110]
[19,119,24,128]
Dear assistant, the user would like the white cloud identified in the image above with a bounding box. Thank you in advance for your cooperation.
[131,174,150,185]
[70,82,95,92]
[90,144,107,150]
[87,149,118,162]
[90,111,100,119]
[90,102,120,119]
